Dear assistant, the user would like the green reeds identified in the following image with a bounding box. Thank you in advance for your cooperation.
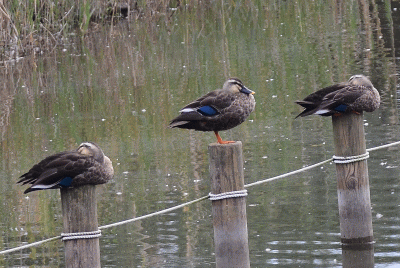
[0,0,196,62]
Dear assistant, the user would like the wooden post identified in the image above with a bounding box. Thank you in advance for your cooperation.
[332,113,374,245]
[208,141,250,268]
[61,185,101,268]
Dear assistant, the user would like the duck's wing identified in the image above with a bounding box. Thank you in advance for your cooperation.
[169,90,235,126]
[17,151,70,185]
[19,152,97,193]
[296,83,347,107]
[295,83,347,118]
[318,85,366,113]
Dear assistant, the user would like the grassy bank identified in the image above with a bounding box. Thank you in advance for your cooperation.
[0,0,203,63]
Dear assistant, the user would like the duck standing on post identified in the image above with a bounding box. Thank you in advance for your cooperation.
[18,142,114,194]
[168,78,256,144]
[295,74,380,118]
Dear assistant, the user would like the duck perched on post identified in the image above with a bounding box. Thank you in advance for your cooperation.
[17,142,114,194]
[295,75,380,118]
[168,78,256,144]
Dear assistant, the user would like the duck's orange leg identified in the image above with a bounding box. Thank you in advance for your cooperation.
[214,131,235,144]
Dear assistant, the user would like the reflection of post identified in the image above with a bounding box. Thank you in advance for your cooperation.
[209,142,250,268]
[342,245,374,268]
[332,113,374,266]
[61,185,101,268]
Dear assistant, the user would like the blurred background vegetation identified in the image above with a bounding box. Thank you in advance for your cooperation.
[0,0,240,61]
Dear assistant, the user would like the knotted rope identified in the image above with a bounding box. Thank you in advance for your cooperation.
[209,190,248,201]
[61,230,102,241]
[1,140,400,256]
[333,152,370,164]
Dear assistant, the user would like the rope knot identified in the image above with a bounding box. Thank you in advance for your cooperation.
[209,189,248,201]
[61,230,102,241]
[333,152,369,164]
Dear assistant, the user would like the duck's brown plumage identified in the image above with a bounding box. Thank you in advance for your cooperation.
[18,142,114,194]
[168,78,255,144]
[295,75,380,118]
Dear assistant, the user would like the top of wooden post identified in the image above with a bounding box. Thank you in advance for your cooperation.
[208,141,242,147]
[208,141,244,195]
[332,113,366,157]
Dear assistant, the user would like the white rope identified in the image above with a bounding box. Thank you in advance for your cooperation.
[2,140,400,255]
[209,190,248,201]
[367,140,400,152]
[61,230,102,241]
[244,158,333,188]
[0,236,61,255]
[333,152,369,164]
[99,195,209,230]
[0,196,210,255]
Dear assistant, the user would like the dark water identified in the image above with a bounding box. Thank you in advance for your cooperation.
[1,0,400,267]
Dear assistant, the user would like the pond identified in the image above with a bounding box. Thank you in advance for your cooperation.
[1,0,400,267]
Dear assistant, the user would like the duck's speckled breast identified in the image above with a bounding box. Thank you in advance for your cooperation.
[349,87,380,113]
[71,156,114,187]
[214,93,255,131]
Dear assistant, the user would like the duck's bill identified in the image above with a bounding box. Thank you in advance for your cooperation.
[241,87,255,95]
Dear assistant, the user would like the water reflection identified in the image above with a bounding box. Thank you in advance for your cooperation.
[1,0,400,267]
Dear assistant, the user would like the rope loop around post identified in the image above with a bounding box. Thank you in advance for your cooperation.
[332,152,369,164]
[209,190,248,201]
[61,230,102,241]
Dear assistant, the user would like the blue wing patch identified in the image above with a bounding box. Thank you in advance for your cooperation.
[198,106,218,116]
[58,177,73,187]
[334,104,348,112]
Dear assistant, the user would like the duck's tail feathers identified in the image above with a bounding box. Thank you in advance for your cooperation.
[168,120,190,128]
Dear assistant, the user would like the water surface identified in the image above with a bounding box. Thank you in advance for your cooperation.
[1,1,400,267]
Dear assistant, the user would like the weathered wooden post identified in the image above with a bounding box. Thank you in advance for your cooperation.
[208,141,250,268]
[332,113,374,266]
[61,185,101,268]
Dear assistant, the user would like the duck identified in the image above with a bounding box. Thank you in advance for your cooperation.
[295,74,380,118]
[168,78,256,144]
[17,142,114,194]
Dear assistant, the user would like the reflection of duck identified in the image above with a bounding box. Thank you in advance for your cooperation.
[18,142,114,194]
[295,75,380,118]
[168,78,256,144]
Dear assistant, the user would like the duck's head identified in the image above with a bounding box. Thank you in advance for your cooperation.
[78,142,105,163]
[348,75,373,87]
[223,78,255,95]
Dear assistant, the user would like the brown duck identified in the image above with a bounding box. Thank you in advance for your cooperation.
[18,142,114,194]
[168,78,256,144]
[295,75,380,118]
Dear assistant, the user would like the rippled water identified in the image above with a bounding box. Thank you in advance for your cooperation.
[1,1,400,267]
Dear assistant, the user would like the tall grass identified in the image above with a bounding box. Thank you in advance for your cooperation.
[0,0,211,63]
